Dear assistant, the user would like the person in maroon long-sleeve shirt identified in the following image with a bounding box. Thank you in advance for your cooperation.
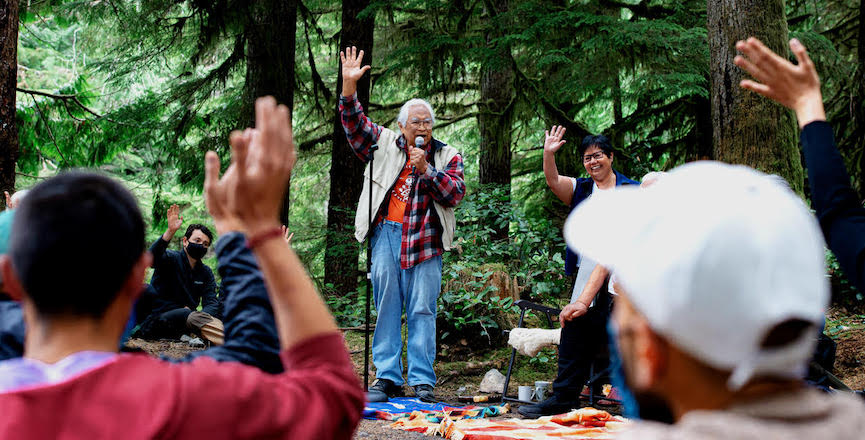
[0,97,364,439]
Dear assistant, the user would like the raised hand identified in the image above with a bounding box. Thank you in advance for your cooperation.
[4,191,11,210]
[205,97,296,237]
[204,145,243,236]
[340,46,371,97]
[734,37,825,128]
[281,225,294,245]
[167,204,183,233]
[160,203,184,241]
[544,125,567,154]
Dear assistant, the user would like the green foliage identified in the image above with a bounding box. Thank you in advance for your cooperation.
[13,0,865,337]
[826,249,863,306]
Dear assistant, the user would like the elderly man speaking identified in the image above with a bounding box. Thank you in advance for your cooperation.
[338,47,466,403]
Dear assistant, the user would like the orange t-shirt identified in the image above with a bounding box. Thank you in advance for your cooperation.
[385,161,416,223]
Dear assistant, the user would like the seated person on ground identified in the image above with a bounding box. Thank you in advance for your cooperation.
[565,162,865,437]
[0,97,364,439]
[134,205,224,344]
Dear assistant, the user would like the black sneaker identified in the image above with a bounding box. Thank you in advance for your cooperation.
[366,379,402,403]
[412,384,437,403]
[517,394,580,418]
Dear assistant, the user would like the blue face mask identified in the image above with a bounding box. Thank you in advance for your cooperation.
[185,242,207,260]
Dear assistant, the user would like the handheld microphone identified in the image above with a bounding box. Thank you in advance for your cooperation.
[412,136,425,174]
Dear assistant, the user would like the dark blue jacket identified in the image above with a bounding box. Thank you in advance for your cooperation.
[149,238,221,318]
[177,232,282,373]
[0,297,24,362]
[565,170,640,276]
[801,121,865,294]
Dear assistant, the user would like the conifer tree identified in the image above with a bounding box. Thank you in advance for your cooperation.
[0,0,19,203]
[708,0,804,192]
[324,0,374,295]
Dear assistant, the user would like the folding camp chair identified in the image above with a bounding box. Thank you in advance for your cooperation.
[502,299,621,406]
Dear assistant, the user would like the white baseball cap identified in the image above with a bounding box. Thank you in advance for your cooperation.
[564,161,828,389]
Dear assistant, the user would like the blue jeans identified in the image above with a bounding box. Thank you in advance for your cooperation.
[371,221,442,387]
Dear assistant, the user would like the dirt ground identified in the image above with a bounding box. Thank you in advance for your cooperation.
[827,308,865,390]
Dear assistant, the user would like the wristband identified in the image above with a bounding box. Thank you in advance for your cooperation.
[245,227,283,249]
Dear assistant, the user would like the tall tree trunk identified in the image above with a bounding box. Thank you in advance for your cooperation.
[478,0,515,242]
[708,0,804,192]
[688,92,714,161]
[324,0,374,295]
[855,0,865,197]
[243,0,297,225]
[0,0,18,206]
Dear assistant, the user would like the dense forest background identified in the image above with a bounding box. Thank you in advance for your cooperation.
[2,0,863,346]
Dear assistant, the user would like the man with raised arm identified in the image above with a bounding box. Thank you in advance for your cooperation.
[735,37,865,295]
[0,97,364,439]
[134,204,224,345]
[518,128,638,418]
[339,46,466,403]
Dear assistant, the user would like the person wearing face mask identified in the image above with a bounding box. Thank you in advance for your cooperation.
[133,204,224,345]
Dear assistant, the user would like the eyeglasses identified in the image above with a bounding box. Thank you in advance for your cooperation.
[409,118,433,129]
[583,152,607,163]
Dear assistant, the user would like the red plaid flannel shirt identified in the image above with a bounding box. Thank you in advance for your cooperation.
[340,93,466,269]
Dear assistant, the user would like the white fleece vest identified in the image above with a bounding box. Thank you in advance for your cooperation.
[354,127,459,250]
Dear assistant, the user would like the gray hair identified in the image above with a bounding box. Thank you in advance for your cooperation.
[397,99,436,127]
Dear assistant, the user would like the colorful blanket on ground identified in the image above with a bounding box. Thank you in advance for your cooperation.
[364,397,508,421]
[389,407,630,439]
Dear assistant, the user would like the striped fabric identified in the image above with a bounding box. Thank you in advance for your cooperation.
[390,407,629,439]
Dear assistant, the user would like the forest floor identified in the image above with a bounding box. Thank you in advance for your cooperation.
[129,305,865,439]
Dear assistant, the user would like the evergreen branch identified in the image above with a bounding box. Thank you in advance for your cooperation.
[299,133,332,151]
[599,0,674,19]
[16,87,126,124]
[300,6,333,116]
[368,102,405,112]
[435,111,479,129]
[16,172,48,179]
[513,67,590,138]
[28,94,70,168]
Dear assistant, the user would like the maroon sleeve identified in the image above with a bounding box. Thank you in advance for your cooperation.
[168,332,364,439]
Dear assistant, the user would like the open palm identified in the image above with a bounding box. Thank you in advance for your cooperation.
[340,46,371,83]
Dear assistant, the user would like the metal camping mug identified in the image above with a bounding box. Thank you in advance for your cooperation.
[533,381,551,401]
[518,385,534,402]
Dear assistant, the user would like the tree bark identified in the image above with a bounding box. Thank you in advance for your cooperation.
[0,0,18,206]
[324,0,374,295]
[477,0,515,241]
[855,0,865,196]
[243,0,297,225]
[708,0,804,192]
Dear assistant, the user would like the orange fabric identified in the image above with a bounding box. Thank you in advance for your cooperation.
[386,161,416,223]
